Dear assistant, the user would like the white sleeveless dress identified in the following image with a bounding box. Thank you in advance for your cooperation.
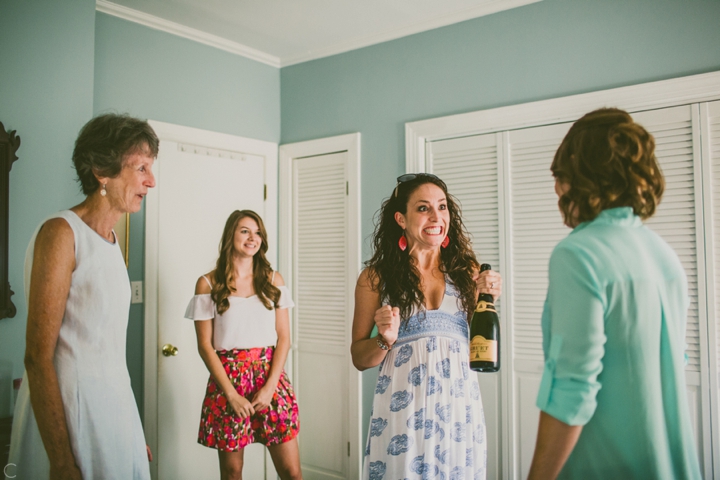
[8,210,150,480]
[363,282,487,480]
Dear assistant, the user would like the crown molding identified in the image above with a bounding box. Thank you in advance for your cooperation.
[280,0,542,66]
[97,0,539,68]
[96,0,281,68]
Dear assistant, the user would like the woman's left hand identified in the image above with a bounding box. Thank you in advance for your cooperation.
[250,385,275,412]
[475,269,503,301]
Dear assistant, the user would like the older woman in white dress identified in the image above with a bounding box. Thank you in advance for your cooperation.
[9,114,157,479]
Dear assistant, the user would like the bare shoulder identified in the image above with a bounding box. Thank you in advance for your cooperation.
[356,267,379,291]
[271,271,286,287]
[194,271,214,295]
[34,217,74,260]
[38,217,73,241]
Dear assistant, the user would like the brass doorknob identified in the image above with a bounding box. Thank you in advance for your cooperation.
[162,344,179,357]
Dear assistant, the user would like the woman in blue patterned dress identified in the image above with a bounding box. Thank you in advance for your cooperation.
[352,173,502,480]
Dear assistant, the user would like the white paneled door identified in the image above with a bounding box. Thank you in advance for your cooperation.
[145,122,278,480]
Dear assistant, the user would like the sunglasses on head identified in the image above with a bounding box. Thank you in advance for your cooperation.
[394,173,442,198]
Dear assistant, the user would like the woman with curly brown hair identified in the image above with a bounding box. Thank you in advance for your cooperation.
[527,108,701,479]
[185,210,301,480]
[352,174,502,479]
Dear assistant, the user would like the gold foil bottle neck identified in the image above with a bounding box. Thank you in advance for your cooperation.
[474,300,496,313]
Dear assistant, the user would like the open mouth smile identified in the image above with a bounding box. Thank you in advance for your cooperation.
[423,226,443,235]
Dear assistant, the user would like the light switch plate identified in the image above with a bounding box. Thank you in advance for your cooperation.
[131,281,143,304]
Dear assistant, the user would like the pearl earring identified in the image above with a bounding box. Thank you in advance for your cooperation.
[101,183,107,197]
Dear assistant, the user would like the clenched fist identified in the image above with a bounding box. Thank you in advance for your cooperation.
[374,305,400,346]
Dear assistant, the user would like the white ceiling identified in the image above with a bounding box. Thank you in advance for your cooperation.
[97,0,541,67]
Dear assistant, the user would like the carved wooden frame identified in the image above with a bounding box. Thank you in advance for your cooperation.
[0,121,19,320]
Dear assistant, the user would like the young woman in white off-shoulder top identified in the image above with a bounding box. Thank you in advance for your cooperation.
[185,210,302,480]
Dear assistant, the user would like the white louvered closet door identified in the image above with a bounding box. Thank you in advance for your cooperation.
[292,152,349,480]
[506,122,572,479]
[419,103,715,478]
[632,106,710,471]
[505,106,710,478]
[635,106,704,371]
[710,100,720,382]
[430,133,502,270]
[703,99,720,480]
[428,132,503,480]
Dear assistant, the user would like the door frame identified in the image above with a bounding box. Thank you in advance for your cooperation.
[278,133,362,479]
[144,120,278,478]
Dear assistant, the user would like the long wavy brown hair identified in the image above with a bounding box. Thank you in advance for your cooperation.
[551,108,665,227]
[365,174,480,322]
[211,210,280,314]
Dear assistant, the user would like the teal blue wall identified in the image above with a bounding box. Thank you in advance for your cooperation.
[0,0,95,391]
[94,13,281,143]
[279,0,720,441]
[0,7,280,418]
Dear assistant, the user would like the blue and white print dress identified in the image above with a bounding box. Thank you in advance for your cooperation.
[364,282,487,480]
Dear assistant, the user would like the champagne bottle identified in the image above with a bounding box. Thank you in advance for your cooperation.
[469,263,500,372]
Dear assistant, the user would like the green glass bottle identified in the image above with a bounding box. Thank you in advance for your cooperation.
[469,263,500,372]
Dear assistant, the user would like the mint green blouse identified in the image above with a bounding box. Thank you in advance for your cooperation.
[536,207,701,479]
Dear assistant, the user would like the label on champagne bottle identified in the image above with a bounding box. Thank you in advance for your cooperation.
[470,335,497,362]
[474,301,496,313]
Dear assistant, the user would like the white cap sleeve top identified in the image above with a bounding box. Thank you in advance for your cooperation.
[185,283,295,351]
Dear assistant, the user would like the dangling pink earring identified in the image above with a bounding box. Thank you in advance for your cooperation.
[398,234,407,251]
[441,236,450,248]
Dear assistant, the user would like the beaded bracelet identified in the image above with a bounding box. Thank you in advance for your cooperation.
[376,336,392,351]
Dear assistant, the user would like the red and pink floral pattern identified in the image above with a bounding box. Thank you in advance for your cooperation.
[197,346,299,451]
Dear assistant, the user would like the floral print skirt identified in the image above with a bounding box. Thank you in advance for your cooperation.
[197,346,300,451]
